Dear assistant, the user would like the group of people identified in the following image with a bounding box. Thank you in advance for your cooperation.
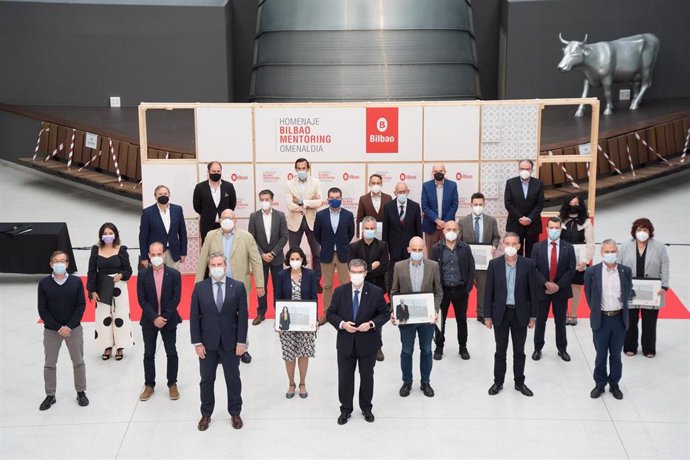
[37,157,671,430]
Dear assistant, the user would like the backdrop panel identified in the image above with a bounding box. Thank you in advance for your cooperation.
[312,163,367,214]
[423,105,481,161]
[423,162,479,215]
[196,162,254,218]
[196,107,253,163]
[481,104,539,161]
[367,163,424,205]
[254,163,298,213]
[141,161,197,219]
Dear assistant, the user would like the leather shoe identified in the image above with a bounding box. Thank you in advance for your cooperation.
[558,351,571,362]
[590,387,605,399]
[488,383,503,395]
[376,348,385,362]
[198,416,211,431]
[459,348,470,360]
[317,284,323,294]
[231,415,243,429]
[362,410,375,423]
[39,395,56,411]
[399,383,412,397]
[609,385,624,400]
[139,385,154,401]
[337,412,351,425]
[532,350,542,361]
[433,348,443,360]
[241,352,252,364]
[77,391,89,407]
[317,314,328,326]
[514,384,533,397]
[420,383,435,397]
[252,315,264,326]
[476,316,484,323]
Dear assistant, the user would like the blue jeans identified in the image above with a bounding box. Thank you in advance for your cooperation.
[399,323,434,385]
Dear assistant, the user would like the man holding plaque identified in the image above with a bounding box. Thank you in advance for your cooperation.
[391,237,443,398]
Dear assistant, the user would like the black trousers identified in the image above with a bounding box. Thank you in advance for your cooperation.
[434,286,469,349]
[199,347,242,417]
[624,308,659,355]
[288,217,321,281]
[337,347,377,415]
[534,297,568,352]
[142,325,178,388]
[493,309,528,386]
[514,227,538,258]
[257,262,281,317]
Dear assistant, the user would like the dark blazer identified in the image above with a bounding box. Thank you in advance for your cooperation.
[274,267,318,302]
[584,263,635,331]
[356,193,393,228]
[138,203,188,262]
[421,179,459,234]
[313,207,355,263]
[248,209,289,265]
[192,180,237,238]
[530,239,577,300]
[278,311,291,331]
[327,281,389,356]
[429,240,476,293]
[504,176,545,235]
[395,303,410,323]
[190,277,248,351]
[458,213,501,247]
[484,255,539,327]
[348,238,389,281]
[136,266,182,328]
[382,198,423,262]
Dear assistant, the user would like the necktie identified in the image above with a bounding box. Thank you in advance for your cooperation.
[549,242,558,282]
[353,289,360,320]
[473,216,480,243]
[399,205,404,221]
[215,282,224,312]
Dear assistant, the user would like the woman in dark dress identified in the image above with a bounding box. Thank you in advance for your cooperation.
[278,307,291,331]
[87,222,134,360]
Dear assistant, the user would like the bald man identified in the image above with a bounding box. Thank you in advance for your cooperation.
[421,164,459,254]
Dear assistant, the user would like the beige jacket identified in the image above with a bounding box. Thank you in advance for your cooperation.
[283,176,323,231]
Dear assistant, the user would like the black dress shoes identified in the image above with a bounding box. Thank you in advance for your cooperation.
[488,383,503,395]
[376,348,385,362]
[558,351,571,362]
[514,384,533,397]
[39,395,56,411]
[241,352,252,364]
[609,385,624,400]
[433,348,443,360]
[459,348,470,360]
[77,391,89,407]
[590,387,605,399]
[198,416,211,431]
[337,412,351,425]
[399,383,412,397]
[362,410,375,423]
[532,350,542,361]
[231,415,244,429]
[477,316,484,323]
[420,383,435,397]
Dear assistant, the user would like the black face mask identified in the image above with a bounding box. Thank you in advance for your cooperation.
[434,172,445,181]
[568,205,580,213]
[157,195,169,205]
[209,173,222,182]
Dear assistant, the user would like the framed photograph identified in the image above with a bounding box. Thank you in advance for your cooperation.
[631,278,662,307]
[274,300,318,332]
[358,221,383,240]
[391,292,437,325]
[469,244,494,271]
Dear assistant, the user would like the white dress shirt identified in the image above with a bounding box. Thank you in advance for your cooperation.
[371,193,381,213]
[158,205,171,234]
[262,210,273,245]
[601,264,623,311]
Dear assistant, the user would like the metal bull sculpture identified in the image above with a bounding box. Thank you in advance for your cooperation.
[557,33,660,117]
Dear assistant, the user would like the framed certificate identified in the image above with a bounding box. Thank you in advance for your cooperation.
[391,292,437,325]
[469,244,494,271]
[358,221,383,240]
[274,300,318,332]
[631,278,662,307]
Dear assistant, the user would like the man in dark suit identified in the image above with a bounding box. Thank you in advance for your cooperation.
[190,252,248,431]
[348,216,389,361]
[193,161,237,245]
[248,189,289,325]
[395,298,410,324]
[421,163,459,254]
[484,232,538,397]
[137,242,182,402]
[328,258,389,425]
[382,181,423,292]
[314,187,355,324]
[356,173,392,232]
[504,159,544,257]
[585,239,634,400]
[139,185,187,269]
[458,192,501,323]
[530,217,576,362]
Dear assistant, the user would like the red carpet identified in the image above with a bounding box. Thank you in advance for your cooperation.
[39,275,690,323]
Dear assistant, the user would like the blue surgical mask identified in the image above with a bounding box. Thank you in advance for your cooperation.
[296,170,307,181]
[602,253,617,265]
[396,194,407,204]
[363,229,376,240]
[410,252,423,262]
[210,267,225,280]
[328,198,342,209]
[52,263,67,275]
[548,229,561,241]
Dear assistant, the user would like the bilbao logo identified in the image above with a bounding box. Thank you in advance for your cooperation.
[343,172,349,181]
[400,173,406,181]
[287,172,294,180]
[456,172,462,181]
[366,107,399,154]
[231,173,238,181]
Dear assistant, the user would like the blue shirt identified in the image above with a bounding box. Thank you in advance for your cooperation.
[521,178,530,199]
[223,231,235,278]
[505,260,517,305]
[409,260,424,292]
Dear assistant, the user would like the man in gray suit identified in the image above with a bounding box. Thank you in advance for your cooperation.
[458,192,501,323]
[391,237,443,398]
[248,189,289,325]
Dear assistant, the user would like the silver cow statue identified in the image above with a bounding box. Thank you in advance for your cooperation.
[557,33,660,117]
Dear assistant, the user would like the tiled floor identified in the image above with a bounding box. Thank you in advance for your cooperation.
[1,162,688,459]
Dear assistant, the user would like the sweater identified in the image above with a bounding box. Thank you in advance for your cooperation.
[37,275,86,331]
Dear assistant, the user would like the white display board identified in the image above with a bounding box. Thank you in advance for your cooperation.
[141,161,197,218]
[196,107,253,163]
[423,105,481,161]
[196,163,254,219]
[423,162,480,217]
[312,163,366,214]
[367,163,424,205]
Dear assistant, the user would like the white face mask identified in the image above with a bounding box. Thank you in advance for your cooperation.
[635,231,649,242]
[260,200,272,211]
[209,266,225,280]
[445,231,458,242]
[350,273,365,286]
[150,256,164,267]
[289,259,302,270]
[220,218,235,231]
[472,206,484,216]
[519,170,532,180]
[370,184,381,194]
[504,246,518,257]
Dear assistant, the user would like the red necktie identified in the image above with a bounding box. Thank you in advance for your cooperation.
[549,242,557,282]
